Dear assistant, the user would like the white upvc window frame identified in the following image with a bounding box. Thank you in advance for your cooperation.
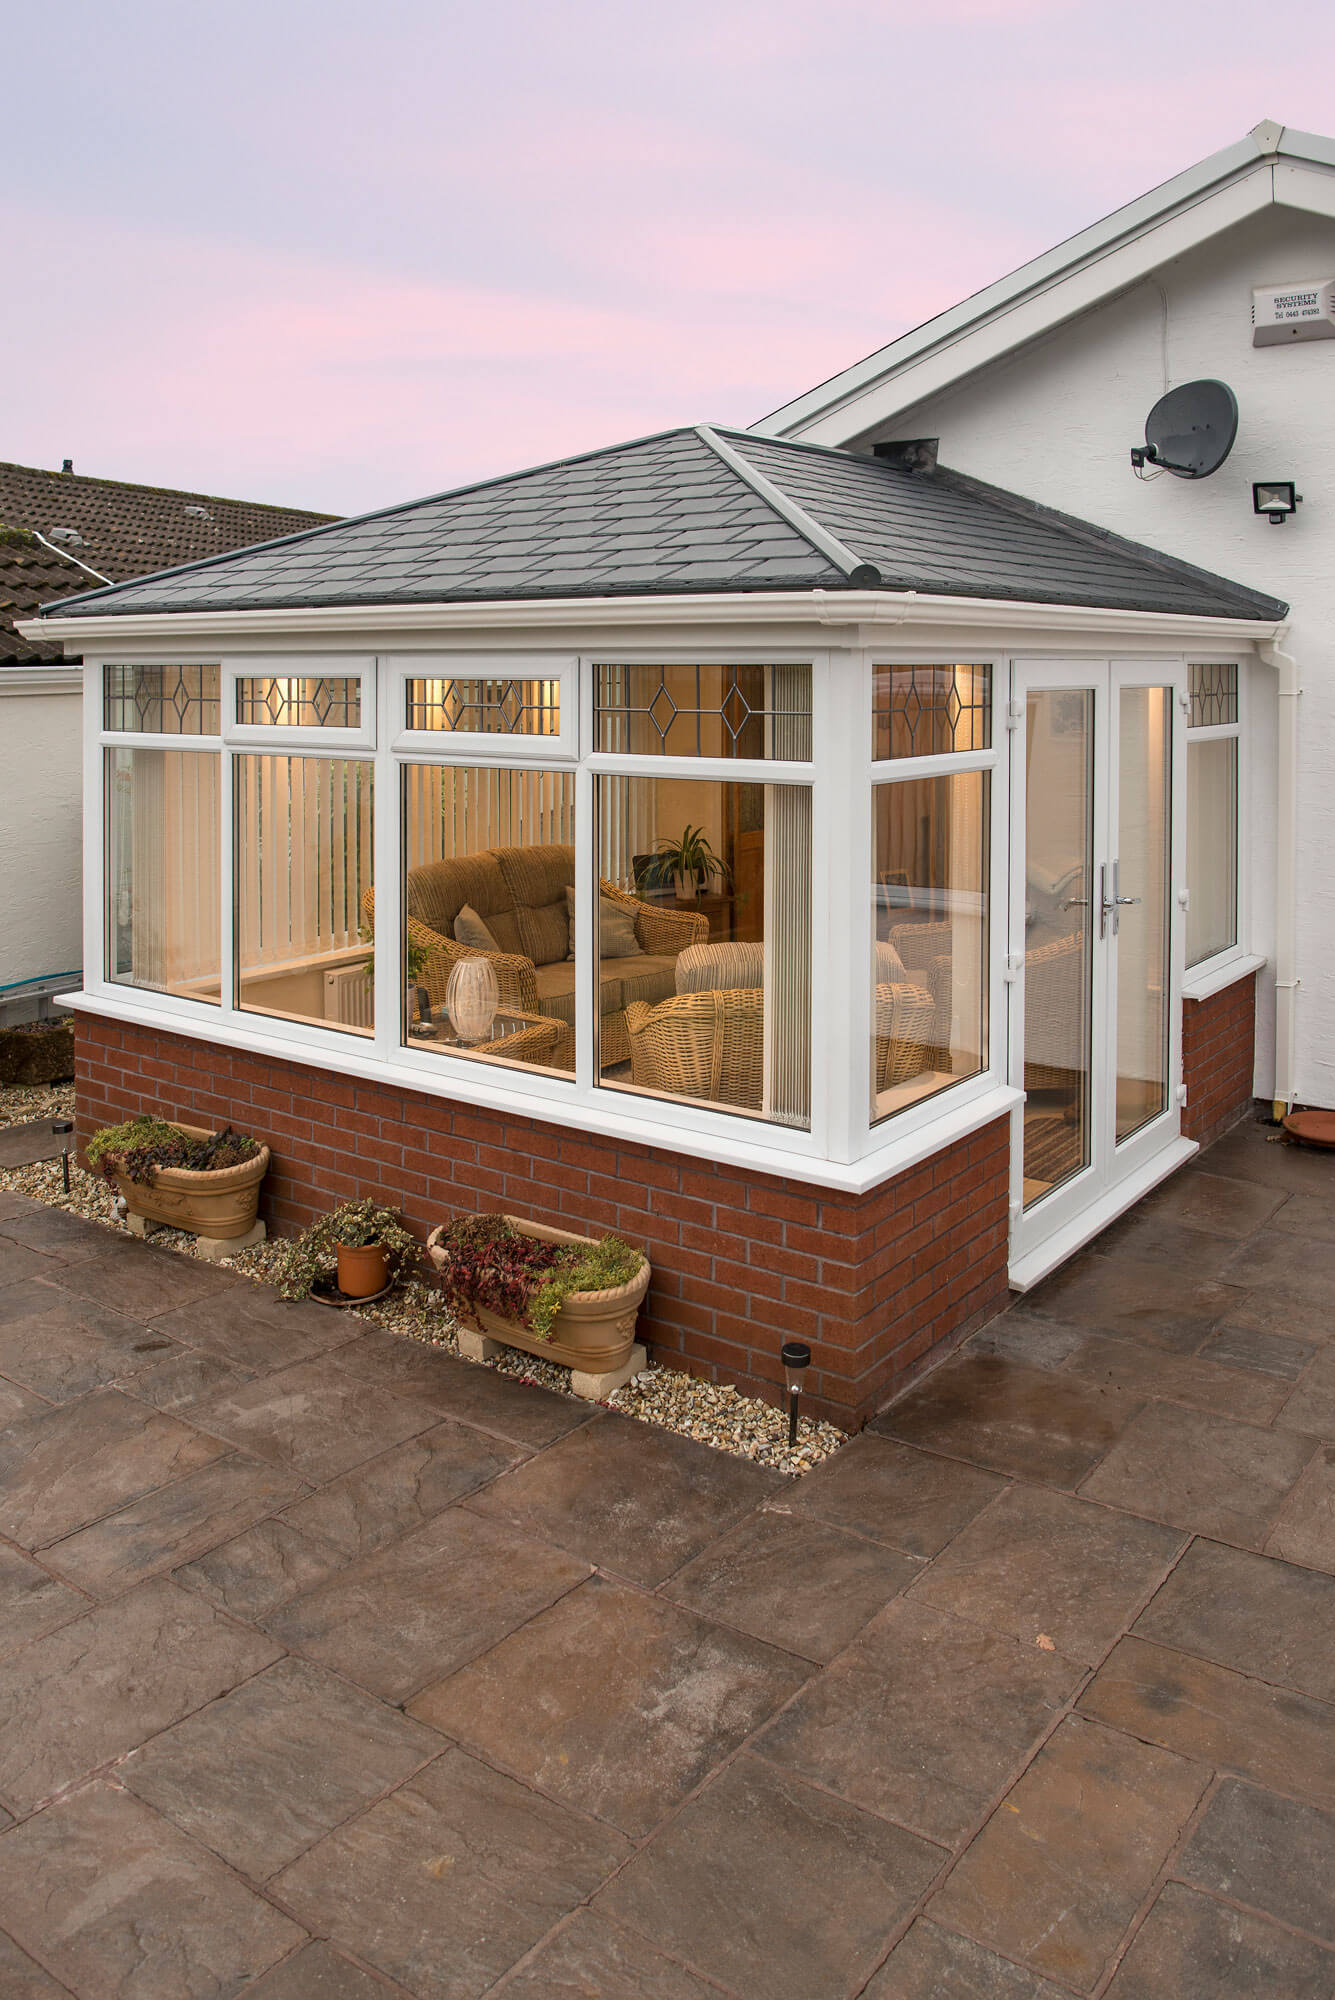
[223,655,376,751]
[388,651,578,761]
[82,641,1018,1191]
[848,650,1008,1169]
[582,647,824,1156]
[1182,653,1249,997]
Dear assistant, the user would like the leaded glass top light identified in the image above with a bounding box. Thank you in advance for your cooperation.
[873,664,990,760]
[406,677,560,735]
[595,663,811,759]
[103,665,221,735]
[1188,663,1238,729]
[235,676,361,728]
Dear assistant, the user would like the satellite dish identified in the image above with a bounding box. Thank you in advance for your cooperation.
[1135,379,1238,478]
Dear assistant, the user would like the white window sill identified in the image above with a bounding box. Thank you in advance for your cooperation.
[1182,952,1266,1004]
[62,986,1020,1198]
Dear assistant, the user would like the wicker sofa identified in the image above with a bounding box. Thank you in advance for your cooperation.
[365,843,706,1068]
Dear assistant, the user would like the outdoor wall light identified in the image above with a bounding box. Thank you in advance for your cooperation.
[1253,480,1302,524]
[781,1340,812,1447]
[52,1119,74,1195]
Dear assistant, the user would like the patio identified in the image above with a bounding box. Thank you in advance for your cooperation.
[0,1116,1331,1998]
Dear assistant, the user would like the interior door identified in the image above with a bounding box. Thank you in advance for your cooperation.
[1009,659,1184,1278]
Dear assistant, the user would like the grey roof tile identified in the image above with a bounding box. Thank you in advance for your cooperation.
[42,424,1285,626]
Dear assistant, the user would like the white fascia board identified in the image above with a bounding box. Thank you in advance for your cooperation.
[18,590,1287,654]
[1273,160,1335,221]
[766,174,1281,447]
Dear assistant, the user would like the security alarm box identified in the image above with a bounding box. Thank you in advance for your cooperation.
[1252,279,1335,346]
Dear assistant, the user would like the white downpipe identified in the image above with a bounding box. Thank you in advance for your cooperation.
[1260,641,1300,1114]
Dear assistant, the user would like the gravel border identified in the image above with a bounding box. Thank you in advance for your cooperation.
[0,1142,846,1475]
[0,1080,76,1129]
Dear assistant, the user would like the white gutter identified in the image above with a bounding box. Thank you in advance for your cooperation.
[1260,640,1301,1114]
[18,590,1287,650]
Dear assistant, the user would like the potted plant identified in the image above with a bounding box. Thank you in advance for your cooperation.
[643,825,730,902]
[426,1213,650,1395]
[87,1116,269,1252]
[0,1015,75,1088]
[273,1197,420,1302]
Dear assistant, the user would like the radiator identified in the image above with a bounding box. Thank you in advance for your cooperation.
[324,965,374,1029]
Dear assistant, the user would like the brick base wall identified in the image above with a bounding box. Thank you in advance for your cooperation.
[75,1012,1011,1431]
[1182,973,1257,1148]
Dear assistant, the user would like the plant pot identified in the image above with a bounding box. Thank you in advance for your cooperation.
[108,1121,270,1241]
[337,1241,390,1298]
[426,1213,651,1378]
[672,869,698,902]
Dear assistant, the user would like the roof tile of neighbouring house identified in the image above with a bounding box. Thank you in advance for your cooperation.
[36,425,1287,627]
[0,460,335,663]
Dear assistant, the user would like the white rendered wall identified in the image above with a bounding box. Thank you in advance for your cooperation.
[846,205,1335,1105]
[0,677,83,991]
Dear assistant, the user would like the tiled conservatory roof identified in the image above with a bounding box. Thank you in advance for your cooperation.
[41,426,1287,625]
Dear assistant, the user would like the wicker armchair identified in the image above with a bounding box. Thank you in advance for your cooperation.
[873,982,937,1092]
[624,986,764,1110]
[885,921,956,1067]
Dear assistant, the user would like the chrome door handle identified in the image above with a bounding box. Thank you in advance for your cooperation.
[1115,895,1141,907]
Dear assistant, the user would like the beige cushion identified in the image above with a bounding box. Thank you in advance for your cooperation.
[515,900,570,967]
[454,903,500,951]
[564,886,643,961]
[616,955,680,1010]
[675,941,763,994]
[496,843,574,910]
[533,957,626,1022]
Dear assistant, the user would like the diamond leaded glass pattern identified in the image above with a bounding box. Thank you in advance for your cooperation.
[103,665,221,735]
[405,678,560,735]
[595,664,812,759]
[1188,663,1238,729]
[235,676,361,728]
[873,664,990,760]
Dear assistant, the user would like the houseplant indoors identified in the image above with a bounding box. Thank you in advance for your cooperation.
[644,824,729,902]
[426,1212,650,1396]
[88,1116,269,1254]
[273,1196,420,1302]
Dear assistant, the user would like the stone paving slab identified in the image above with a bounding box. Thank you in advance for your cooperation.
[0,1113,1333,1995]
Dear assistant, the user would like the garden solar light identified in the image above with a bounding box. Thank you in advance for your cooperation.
[781,1340,811,1447]
[52,1119,74,1195]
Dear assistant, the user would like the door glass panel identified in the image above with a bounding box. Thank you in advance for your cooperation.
[1116,686,1172,1143]
[1023,689,1094,1207]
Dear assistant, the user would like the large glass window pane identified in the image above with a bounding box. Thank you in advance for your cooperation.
[595,664,811,759]
[1021,690,1093,1200]
[595,775,811,1125]
[873,664,990,760]
[399,764,576,1076]
[235,756,373,1034]
[873,770,988,1121]
[104,665,219,735]
[105,747,220,1000]
[235,676,361,728]
[1116,686,1172,1142]
[1186,736,1238,968]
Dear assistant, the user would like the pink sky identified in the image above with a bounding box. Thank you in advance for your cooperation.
[5,0,1333,514]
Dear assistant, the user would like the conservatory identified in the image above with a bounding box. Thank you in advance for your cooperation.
[33,426,1286,1426]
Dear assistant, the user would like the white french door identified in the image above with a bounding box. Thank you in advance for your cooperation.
[1008,659,1189,1285]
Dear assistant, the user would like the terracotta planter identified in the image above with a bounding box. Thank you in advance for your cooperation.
[108,1121,269,1240]
[337,1241,390,1298]
[426,1213,650,1377]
